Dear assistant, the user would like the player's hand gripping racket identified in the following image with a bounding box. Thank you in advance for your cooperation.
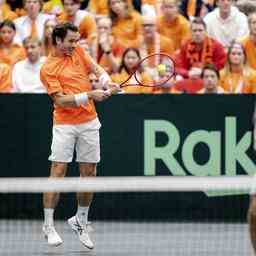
[109,53,175,94]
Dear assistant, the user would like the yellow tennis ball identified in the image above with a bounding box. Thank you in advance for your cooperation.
[157,64,166,76]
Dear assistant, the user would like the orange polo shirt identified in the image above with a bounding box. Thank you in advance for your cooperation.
[0,44,26,68]
[157,14,191,51]
[0,63,12,93]
[40,46,97,125]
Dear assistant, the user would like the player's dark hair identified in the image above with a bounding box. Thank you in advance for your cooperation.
[52,22,78,46]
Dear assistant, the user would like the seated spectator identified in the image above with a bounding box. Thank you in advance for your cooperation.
[198,64,225,93]
[157,0,191,51]
[12,37,47,93]
[0,0,18,21]
[91,16,124,74]
[179,0,216,20]
[111,47,152,93]
[0,19,26,68]
[140,15,175,58]
[14,0,54,44]
[174,17,226,79]
[41,18,58,56]
[58,0,97,42]
[88,72,100,89]
[240,12,256,70]
[108,0,142,49]
[219,42,256,93]
[204,0,249,48]
[0,62,12,92]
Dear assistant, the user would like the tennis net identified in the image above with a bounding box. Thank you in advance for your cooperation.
[0,175,254,256]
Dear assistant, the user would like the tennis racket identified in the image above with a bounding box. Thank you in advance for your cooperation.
[109,53,175,94]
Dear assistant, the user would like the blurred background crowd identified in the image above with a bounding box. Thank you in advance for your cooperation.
[0,0,256,94]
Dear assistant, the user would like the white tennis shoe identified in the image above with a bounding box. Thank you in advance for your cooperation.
[68,216,94,249]
[42,225,63,247]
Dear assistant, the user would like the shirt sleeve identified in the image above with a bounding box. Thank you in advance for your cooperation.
[40,63,63,95]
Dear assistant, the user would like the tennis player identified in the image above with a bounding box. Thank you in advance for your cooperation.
[40,22,117,249]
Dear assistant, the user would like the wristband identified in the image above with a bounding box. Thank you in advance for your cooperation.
[74,93,88,106]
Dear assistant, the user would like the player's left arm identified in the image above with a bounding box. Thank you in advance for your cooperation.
[83,49,119,91]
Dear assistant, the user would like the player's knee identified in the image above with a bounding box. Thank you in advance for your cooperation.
[50,162,67,177]
[79,163,96,177]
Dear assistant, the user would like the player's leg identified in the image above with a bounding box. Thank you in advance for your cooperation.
[68,118,100,249]
[68,163,96,249]
[248,195,256,254]
[76,163,96,224]
[43,125,76,246]
[43,162,67,246]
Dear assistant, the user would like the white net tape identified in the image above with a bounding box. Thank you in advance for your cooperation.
[0,175,253,193]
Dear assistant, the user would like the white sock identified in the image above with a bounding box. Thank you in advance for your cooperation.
[76,206,89,225]
[44,208,54,226]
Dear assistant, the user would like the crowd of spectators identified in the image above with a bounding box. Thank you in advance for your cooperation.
[0,0,256,94]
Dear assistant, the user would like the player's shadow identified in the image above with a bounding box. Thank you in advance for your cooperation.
[42,250,96,256]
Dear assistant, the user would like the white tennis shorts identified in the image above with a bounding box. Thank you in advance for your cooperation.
[49,118,101,163]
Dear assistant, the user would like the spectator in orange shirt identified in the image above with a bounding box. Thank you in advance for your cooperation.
[41,18,58,56]
[174,17,226,79]
[240,12,256,70]
[40,22,117,249]
[58,0,97,42]
[108,0,142,49]
[157,0,191,51]
[198,64,225,93]
[140,15,175,58]
[111,47,152,93]
[0,19,26,68]
[0,62,12,92]
[91,16,124,74]
[219,41,256,93]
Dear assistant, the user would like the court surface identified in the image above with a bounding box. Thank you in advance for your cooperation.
[0,220,253,256]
